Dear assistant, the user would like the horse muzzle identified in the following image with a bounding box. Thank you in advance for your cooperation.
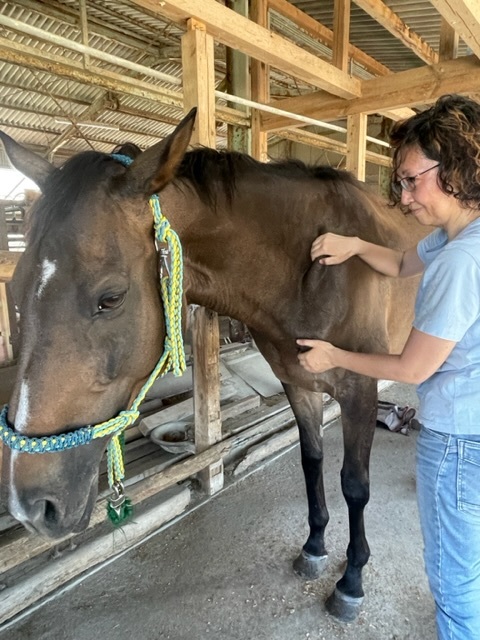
[3,441,105,539]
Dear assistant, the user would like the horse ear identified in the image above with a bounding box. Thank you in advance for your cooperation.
[126,107,197,196]
[0,131,56,191]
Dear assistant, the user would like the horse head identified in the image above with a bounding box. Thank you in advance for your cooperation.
[0,109,196,538]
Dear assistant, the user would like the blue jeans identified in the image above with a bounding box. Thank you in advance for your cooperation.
[416,426,480,639]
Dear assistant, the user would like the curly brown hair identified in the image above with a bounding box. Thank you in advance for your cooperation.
[389,94,480,210]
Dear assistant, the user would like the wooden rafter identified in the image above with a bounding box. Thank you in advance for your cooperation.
[0,37,249,128]
[15,0,178,64]
[268,0,391,77]
[130,0,361,98]
[430,0,480,59]
[274,128,391,167]
[261,55,480,131]
[45,93,118,155]
[353,0,439,64]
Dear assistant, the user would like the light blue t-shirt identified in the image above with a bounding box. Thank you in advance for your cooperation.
[414,217,480,434]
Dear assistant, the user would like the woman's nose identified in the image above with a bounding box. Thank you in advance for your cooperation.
[401,189,414,206]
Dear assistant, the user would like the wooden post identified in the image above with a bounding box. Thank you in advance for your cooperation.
[181,19,224,494]
[345,113,367,181]
[332,0,351,72]
[191,307,223,493]
[250,0,269,161]
[332,1,367,182]
[439,18,458,61]
[226,0,251,154]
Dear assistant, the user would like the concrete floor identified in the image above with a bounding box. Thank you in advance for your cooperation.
[0,383,436,640]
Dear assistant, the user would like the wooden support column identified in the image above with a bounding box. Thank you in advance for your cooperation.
[181,19,224,495]
[333,0,367,182]
[226,0,251,153]
[333,0,351,71]
[250,0,269,161]
[345,113,367,181]
[439,18,458,61]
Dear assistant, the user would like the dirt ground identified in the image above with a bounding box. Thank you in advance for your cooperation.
[0,383,436,640]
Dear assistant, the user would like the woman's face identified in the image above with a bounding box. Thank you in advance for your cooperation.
[396,145,459,229]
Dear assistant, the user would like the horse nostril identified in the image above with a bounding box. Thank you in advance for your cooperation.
[43,499,59,525]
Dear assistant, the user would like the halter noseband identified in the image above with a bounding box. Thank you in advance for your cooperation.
[0,153,186,525]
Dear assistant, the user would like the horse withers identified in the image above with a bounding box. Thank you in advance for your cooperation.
[0,110,423,621]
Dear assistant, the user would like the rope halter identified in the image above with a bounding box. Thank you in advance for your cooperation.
[0,152,186,526]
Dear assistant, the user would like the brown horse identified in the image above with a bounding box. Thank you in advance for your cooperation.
[0,110,423,622]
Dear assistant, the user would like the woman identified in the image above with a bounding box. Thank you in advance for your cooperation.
[297,94,480,640]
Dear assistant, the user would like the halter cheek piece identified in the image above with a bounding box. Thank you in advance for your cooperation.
[0,153,186,525]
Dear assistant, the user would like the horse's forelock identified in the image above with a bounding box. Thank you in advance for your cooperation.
[26,151,122,244]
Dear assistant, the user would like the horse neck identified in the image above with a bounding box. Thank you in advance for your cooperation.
[159,178,307,329]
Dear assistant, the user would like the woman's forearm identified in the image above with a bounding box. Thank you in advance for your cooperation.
[330,347,417,383]
[355,239,405,277]
[311,233,422,277]
[297,330,456,385]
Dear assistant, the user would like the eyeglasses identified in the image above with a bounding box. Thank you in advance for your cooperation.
[392,164,440,196]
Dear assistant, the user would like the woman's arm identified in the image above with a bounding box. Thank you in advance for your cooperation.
[297,328,456,385]
[310,233,424,278]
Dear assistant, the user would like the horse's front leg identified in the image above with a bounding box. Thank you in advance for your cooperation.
[282,383,329,580]
[325,374,377,622]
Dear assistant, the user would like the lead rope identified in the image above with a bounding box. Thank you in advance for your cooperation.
[0,154,186,527]
[99,181,186,524]
[91,153,186,524]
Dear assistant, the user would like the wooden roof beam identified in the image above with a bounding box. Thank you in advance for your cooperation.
[268,0,390,77]
[430,0,480,59]
[260,88,414,132]
[353,0,439,64]
[260,55,480,131]
[130,0,361,98]
[265,0,413,127]
[16,0,175,52]
[0,38,249,128]
[273,128,391,167]
[46,93,118,156]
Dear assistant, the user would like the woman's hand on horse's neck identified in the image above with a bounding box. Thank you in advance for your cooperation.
[310,233,423,278]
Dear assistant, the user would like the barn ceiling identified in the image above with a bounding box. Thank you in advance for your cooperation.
[0,0,477,166]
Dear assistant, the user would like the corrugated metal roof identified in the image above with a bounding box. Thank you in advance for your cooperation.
[0,0,475,166]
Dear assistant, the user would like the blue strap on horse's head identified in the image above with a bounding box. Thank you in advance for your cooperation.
[111,153,133,167]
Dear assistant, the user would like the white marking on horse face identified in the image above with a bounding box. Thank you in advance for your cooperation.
[8,382,30,519]
[37,258,57,297]
[15,381,30,431]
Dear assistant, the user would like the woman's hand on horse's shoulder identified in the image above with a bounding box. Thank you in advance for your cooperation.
[296,339,336,373]
[311,232,358,265]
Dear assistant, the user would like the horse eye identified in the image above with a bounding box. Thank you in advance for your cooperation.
[97,292,126,312]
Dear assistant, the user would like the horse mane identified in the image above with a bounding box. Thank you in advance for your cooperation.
[173,147,404,248]
[175,147,360,208]
[25,143,397,248]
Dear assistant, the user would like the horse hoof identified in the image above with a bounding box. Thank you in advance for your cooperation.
[325,587,363,622]
[293,549,328,580]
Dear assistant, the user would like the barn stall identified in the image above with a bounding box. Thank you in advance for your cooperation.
[0,0,478,629]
